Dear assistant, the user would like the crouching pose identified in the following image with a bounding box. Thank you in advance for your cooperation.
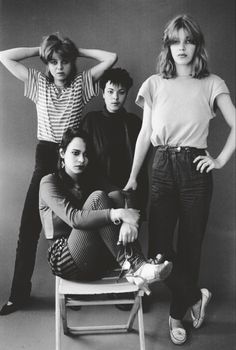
[39,127,172,292]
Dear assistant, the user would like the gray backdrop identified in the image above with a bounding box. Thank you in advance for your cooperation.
[0,0,235,302]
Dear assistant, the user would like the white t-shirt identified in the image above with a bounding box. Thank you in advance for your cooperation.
[136,74,229,148]
[24,68,99,143]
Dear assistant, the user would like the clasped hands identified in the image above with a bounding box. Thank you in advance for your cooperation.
[113,207,140,246]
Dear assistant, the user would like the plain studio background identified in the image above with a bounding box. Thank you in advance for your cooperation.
[0,0,235,349]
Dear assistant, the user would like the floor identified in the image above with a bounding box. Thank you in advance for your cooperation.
[0,224,235,350]
[0,281,235,350]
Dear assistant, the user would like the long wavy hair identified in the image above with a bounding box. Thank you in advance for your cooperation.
[40,34,79,83]
[158,14,209,79]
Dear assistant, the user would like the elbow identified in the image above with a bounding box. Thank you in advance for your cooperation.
[0,51,8,64]
[110,52,118,66]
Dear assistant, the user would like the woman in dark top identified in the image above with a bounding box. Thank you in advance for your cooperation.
[82,68,149,216]
[39,127,172,292]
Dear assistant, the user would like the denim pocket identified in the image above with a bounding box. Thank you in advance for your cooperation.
[151,150,170,182]
[152,150,166,170]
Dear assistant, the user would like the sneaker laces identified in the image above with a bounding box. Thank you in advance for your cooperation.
[117,245,145,280]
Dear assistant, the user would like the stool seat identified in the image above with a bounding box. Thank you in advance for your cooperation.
[58,276,140,295]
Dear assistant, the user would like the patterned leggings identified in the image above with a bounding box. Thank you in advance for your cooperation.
[66,190,145,280]
[66,190,119,278]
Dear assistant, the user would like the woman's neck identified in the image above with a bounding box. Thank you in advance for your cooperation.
[176,65,193,77]
[64,169,81,184]
[54,78,68,89]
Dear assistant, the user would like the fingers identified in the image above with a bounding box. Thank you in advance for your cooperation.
[118,234,137,245]
[193,155,215,173]
[123,180,137,191]
[118,223,138,245]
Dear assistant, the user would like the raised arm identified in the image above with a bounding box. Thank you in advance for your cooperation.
[0,47,39,83]
[124,102,152,191]
[78,48,117,82]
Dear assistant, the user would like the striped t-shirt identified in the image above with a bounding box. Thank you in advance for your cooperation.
[24,68,99,143]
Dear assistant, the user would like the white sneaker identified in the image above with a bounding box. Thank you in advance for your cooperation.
[126,261,173,295]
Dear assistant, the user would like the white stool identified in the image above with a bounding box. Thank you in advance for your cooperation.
[55,273,146,350]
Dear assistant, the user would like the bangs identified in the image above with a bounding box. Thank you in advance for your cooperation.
[159,14,209,79]
[167,27,197,45]
[47,47,73,62]
[107,81,125,89]
[54,48,72,61]
[46,42,77,63]
[164,15,203,47]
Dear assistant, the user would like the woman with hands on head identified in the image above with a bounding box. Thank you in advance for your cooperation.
[0,33,117,315]
[38,127,173,293]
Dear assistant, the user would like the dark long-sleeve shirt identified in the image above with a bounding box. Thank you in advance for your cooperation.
[82,107,148,214]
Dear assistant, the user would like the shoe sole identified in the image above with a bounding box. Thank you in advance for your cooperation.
[191,288,212,329]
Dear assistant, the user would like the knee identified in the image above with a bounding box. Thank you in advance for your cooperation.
[85,190,111,210]
[91,190,107,201]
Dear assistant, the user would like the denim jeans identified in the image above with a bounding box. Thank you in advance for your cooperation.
[10,141,58,303]
[148,146,213,319]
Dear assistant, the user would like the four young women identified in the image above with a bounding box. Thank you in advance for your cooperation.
[1,13,235,346]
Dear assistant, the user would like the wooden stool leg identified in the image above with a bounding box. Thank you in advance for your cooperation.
[61,296,69,335]
[127,293,141,330]
[55,277,61,350]
[138,296,146,350]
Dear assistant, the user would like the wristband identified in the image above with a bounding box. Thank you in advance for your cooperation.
[110,209,121,225]
[113,218,121,225]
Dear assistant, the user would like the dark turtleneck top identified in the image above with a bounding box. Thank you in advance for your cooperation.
[82,107,142,188]
[81,107,148,215]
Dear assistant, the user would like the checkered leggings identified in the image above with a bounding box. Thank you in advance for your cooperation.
[67,190,121,278]
[48,190,146,280]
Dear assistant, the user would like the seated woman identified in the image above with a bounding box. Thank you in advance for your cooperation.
[39,127,172,293]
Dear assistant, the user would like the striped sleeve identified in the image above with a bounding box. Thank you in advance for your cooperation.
[81,70,99,105]
[24,68,40,104]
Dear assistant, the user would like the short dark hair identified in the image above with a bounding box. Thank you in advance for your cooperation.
[40,34,78,82]
[100,68,133,91]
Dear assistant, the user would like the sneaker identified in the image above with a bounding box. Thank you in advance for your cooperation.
[126,260,173,294]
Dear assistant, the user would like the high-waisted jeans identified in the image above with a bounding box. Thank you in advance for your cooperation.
[148,146,213,319]
[10,141,58,303]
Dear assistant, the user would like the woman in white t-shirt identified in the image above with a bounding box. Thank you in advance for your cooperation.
[124,14,235,344]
